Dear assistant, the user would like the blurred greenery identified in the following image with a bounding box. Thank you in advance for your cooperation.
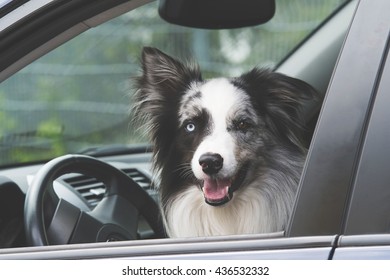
[0,0,346,165]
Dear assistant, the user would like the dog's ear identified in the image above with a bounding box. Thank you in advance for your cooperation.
[132,47,202,168]
[234,68,319,151]
[132,47,202,126]
[139,47,202,93]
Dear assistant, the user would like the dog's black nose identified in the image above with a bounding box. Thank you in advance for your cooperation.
[199,153,223,174]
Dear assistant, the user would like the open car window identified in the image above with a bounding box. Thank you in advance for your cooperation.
[2,0,390,263]
[0,0,346,167]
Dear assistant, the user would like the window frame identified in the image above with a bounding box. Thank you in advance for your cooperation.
[287,0,390,237]
[342,44,390,235]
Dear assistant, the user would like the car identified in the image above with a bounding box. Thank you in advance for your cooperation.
[0,0,389,260]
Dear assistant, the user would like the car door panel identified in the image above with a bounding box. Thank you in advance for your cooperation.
[333,235,390,259]
[0,235,336,260]
[287,0,390,237]
[343,47,390,234]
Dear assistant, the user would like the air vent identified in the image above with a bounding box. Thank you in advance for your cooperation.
[122,168,152,190]
[63,174,105,208]
[63,168,153,208]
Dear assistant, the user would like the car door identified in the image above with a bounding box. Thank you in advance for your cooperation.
[289,0,390,259]
[287,0,390,239]
[334,26,390,259]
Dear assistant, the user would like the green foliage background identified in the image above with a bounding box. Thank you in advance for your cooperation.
[0,0,345,165]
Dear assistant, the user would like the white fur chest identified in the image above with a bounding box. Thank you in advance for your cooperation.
[163,183,291,238]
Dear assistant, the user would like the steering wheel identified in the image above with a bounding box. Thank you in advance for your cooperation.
[24,154,165,246]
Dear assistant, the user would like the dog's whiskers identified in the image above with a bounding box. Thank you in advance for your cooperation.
[175,163,195,180]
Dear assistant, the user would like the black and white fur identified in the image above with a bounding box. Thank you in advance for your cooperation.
[132,47,317,238]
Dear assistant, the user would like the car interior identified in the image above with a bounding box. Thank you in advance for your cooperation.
[0,0,357,251]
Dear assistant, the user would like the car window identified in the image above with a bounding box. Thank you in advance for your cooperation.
[0,0,346,167]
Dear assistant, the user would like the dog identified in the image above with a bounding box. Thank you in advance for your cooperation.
[132,47,317,238]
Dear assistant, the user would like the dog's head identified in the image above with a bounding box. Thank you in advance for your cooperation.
[133,47,317,206]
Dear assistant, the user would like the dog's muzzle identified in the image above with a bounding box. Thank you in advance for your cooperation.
[199,158,249,207]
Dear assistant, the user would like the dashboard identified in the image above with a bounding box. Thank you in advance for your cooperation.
[0,152,157,247]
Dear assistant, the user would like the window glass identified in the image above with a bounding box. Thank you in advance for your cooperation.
[0,0,346,166]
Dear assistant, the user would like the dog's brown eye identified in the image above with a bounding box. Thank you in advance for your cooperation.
[236,120,251,132]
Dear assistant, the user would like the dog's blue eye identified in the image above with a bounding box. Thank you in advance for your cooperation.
[185,122,196,132]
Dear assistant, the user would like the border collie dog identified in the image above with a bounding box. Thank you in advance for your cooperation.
[133,47,317,238]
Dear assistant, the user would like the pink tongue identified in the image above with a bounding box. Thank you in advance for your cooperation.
[202,178,231,201]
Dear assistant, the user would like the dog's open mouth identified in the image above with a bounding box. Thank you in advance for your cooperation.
[201,164,248,206]
[202,178,232,206]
